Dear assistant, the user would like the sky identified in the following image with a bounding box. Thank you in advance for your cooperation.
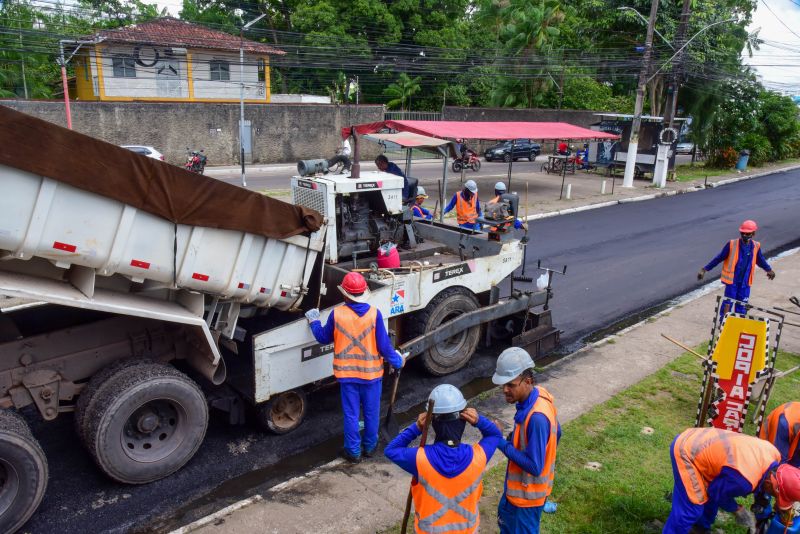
[153,0,800,95]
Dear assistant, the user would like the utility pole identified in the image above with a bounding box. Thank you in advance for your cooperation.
[652,0,691,188]
[239,13,266,188]
[622,0,660,188]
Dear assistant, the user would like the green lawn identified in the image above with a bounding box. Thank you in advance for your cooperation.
[674,163,728,183]
[382,348,800,533]
[476,348,800,533]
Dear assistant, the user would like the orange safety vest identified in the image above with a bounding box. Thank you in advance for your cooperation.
[505,386,558,507]
[332,306,384,381]
[759,402,800,464]
[411,444,487,534]
[674,427,780,505]
[455,192,478,225]
[720,239,761,286]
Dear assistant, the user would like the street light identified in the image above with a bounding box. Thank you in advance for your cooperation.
[617,7,673,50]
[239,13,266,188]
[647,18,736,84]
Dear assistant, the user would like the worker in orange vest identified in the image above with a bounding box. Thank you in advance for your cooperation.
[697,219,775,318]
[760,402,800,467]
[385,384,502,534]
[443,180,482,231]
[492,347,560,533]
[663,427,800,533]
[305,272,406,463]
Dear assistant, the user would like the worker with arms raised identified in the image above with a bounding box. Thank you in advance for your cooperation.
[443,180,481,231]
[698,219,775,318]
[663,427,800,533]
[305,272,406,463]
[385,384,502,534]
[492,347,561,533]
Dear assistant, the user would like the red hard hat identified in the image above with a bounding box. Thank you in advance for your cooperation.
[773,464,800,510]
[340,272,367,296]
[739,220,758,233]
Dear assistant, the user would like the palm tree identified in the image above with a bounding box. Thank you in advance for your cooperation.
[383,73,422,111]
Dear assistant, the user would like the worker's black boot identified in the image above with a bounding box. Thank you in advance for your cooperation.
[338,448,362,464]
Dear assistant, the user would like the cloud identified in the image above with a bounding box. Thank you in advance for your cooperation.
[745,0,800,93]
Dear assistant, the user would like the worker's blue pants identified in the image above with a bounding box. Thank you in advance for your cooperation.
[663,438,720,533]
[498,494,543,534]
[340,380,382,457]
[720,284,750,321]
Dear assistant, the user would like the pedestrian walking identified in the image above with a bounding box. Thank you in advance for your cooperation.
[663,427,800,533]
[385,384,502,534]
[492,347,561,534]
[697,219,775,318]
[305,272,406,463]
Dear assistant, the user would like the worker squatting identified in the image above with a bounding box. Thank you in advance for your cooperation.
[301,218,799,533]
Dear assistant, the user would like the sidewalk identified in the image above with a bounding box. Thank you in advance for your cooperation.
[172,253,800,532]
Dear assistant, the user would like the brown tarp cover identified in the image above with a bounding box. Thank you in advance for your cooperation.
[0,105,322,239]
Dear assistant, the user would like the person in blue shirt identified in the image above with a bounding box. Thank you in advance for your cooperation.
[698,219,775,319]
[492,347,561,533]
[385,384,502,532]
[305,272,405,463]
[443,180,482,231]
[375,154,411,201]
[411,186,433,220]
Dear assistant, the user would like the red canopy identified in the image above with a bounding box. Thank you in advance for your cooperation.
[343,120,619,141]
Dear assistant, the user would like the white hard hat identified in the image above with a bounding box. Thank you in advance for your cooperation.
[429,384,467,414]
[416,186,428,197]
[492,347,534,385]
[494,182,507,192]
[464,180,478,193]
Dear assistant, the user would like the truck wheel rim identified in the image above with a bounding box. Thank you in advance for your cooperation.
[269,392,304,431]
[436,311,468,357]
[121,399,186,463]
[0,459,20,517]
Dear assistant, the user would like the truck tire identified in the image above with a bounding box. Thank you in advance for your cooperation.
[74,358,152,446]
[408,287,481,376]
[0,410,47,534]
[254,389,307,435]
[85,362,208,484]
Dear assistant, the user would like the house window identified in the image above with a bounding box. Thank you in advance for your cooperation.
[258,58,265,82]
[112,56,136,78]
[210,60,229,81]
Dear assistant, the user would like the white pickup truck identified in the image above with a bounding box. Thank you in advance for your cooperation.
[0,106,558,532]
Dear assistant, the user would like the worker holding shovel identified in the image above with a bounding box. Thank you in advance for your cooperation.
[305,272,406,463]
[492,347,561,534]
[697,219,775,319]
[385,384,502,533]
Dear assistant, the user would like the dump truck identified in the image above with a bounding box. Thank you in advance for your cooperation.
[0,107,558,532]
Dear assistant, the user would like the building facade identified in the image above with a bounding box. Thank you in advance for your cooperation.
[74,17,282,103]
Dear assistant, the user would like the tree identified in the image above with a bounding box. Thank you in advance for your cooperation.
[383,73,422,111]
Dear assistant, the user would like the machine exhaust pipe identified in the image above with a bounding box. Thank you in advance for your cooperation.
[350,126,360,179]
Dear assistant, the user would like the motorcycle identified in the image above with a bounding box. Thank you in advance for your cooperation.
[452,150,481,172]
[184,148,207,175]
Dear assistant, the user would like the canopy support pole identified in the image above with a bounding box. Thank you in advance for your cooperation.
[506,139,515,191]
[439,146,448,223]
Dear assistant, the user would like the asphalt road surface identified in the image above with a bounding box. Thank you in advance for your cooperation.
[23,169,800,533]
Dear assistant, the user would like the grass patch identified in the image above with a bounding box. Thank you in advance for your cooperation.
[674,163,728,183]
[382,348,800,533]
[475,348,800,533]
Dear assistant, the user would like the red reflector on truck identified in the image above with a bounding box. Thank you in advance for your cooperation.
[238,282,250,289]
[130,259,150,269]
[53,241,76,253]
[192,273,209,281]
[281,291,287,297]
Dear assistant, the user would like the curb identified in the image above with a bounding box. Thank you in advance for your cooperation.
[523,164,800,222]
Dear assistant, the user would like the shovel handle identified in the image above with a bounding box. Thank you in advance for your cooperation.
[401,399,434,534]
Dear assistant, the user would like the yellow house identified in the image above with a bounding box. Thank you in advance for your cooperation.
[74,17,283,103]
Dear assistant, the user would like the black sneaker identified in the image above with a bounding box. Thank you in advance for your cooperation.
[339,449,361,464]
[362,446,378,458]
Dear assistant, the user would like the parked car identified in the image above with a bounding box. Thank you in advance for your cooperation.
[675,142,695,155]
[484,139,541,162]
[121,145,165,161]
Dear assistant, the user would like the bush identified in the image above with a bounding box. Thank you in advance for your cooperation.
[739,132,772,166]
[708,146,738,168]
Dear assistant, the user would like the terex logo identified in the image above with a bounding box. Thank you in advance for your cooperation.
[356,181,381,190]
[297,179,316,189]
[301,342,334,362]
[432,262,472,282]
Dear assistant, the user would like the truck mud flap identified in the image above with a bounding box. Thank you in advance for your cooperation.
[400,290,548,356]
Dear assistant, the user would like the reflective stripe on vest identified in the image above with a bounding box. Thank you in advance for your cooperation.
[411,444,486,534]
[332,306,383,380]
[720,239,761,286]
[760,402,800,463]
[674,427,780,505]
[455,192,478,225]
[505,386,558,507]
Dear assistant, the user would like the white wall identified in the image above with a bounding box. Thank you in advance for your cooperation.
[191,51,265,100]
